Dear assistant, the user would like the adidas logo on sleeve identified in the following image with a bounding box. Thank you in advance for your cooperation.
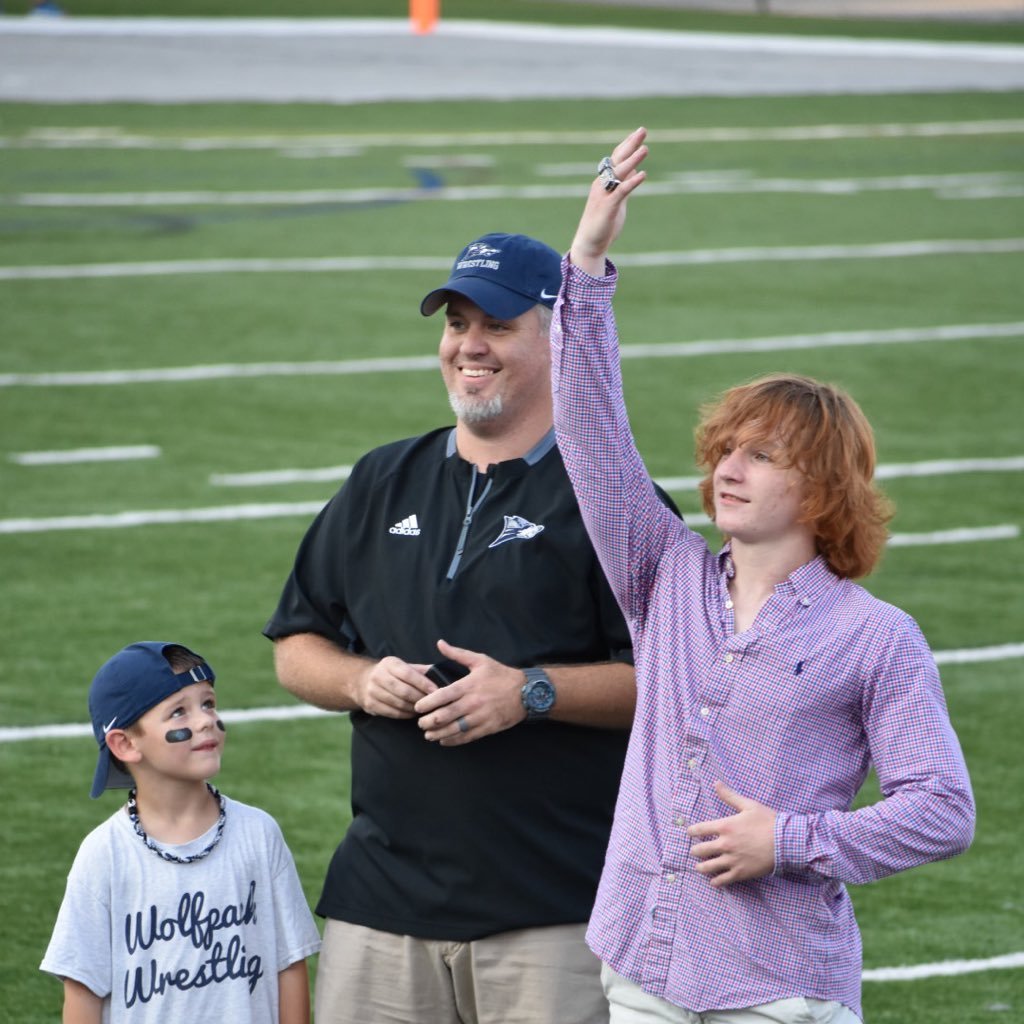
[389,514,421,536]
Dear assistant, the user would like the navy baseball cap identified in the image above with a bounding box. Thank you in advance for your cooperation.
[420,232,562,320]
[88,641,215,798]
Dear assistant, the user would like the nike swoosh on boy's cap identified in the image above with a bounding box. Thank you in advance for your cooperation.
[102,717,118,733]
[540,290,558,300]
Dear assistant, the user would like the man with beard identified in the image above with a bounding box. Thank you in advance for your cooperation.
[265,232,677,1024]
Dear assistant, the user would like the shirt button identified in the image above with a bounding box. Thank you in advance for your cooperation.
[688,758,699,770]
[800,597,811,607]
[724,652,734,664]
[700,706,710,717]
[725,599,734,609]
[664,872,677,883]
[675,816,686,827]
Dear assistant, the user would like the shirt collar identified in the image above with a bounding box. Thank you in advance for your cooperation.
[717,543,736,580]
[785,554,839,606]
[716,544,838,606]
[445,427,556,467]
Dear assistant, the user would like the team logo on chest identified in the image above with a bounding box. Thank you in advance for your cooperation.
[488,515,545,548]
[389,514,421,537]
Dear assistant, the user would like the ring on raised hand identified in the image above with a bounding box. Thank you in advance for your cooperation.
[457,716,469,734]
[597,155,621,192]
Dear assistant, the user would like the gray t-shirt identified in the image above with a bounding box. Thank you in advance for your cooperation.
[41,795,321,1023]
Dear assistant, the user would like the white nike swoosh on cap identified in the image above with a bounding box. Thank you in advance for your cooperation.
[102,717,118,733]
[540,290,558,300]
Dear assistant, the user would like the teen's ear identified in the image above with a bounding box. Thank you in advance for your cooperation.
[105,728,142,765]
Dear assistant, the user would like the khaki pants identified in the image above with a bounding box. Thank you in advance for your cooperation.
[602,964,861,1024]
[314,918,609,1024]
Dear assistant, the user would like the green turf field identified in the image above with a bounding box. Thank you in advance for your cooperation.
[1,8,1022,1020]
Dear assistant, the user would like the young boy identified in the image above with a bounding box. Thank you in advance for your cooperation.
[41,641,321,1024]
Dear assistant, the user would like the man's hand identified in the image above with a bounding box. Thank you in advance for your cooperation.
[414,639,526,746]
[353,655,438,718]
[688,781,777,887]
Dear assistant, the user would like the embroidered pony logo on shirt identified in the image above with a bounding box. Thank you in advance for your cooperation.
[488,515,544,548]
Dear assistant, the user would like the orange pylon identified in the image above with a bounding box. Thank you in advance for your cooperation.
[411,0,439,35]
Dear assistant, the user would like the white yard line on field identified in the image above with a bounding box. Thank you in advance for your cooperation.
[211,465,355,487]
[618,320,1024,357]
[934,642,1024,665]
[219,458,1024,492]
[863,950,1024,981]
[0,491,1014,541]
[658,458,1024,493]
[0,355,441,387]
[9,445,160,465]
[0,256,451,283]
[1,321,1022,389]
[887,525,1019,546]
[11,171,1024,207]
[875,456,1024,479]
[5,120,1023,152]
[616,238,1024,267]
[0,501,328,534]
[0,704,332,742]
[2,239,1022,284]
[943,186,1024,200]
[3,639,1022,744]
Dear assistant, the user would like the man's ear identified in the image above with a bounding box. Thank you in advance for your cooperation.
[105,728,141,765]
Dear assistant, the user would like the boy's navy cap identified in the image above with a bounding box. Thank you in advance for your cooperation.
[88,641,215,799]
[420,232,562,320]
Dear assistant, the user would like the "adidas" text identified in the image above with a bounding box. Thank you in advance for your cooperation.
[389,514,421,537]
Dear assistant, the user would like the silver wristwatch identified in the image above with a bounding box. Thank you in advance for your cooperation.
[521,668,556,721]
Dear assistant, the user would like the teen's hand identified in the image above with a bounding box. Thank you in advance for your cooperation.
[569,126,649,277]
[688,781,777,886]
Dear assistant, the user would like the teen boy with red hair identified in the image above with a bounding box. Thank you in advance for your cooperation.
[550,128,974,1023]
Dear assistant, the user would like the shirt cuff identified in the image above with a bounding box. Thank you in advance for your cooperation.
[773,810,808,875]
[561,255,619,294]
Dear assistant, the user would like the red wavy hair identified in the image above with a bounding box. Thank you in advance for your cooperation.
[695,374,893,579]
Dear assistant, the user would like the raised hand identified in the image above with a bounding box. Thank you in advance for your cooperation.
[569,126,649,276]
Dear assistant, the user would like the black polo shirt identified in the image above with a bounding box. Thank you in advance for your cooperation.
[265,427,644,940]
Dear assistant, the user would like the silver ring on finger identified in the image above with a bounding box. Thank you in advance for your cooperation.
[597,155,621,192]
[457,716,469,734]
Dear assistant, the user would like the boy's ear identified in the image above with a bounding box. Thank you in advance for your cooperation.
[105,728,141,765]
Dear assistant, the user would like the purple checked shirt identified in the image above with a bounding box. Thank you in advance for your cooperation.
[551,260,974,1020]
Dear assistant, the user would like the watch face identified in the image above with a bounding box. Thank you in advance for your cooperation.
[527,679,556,712]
